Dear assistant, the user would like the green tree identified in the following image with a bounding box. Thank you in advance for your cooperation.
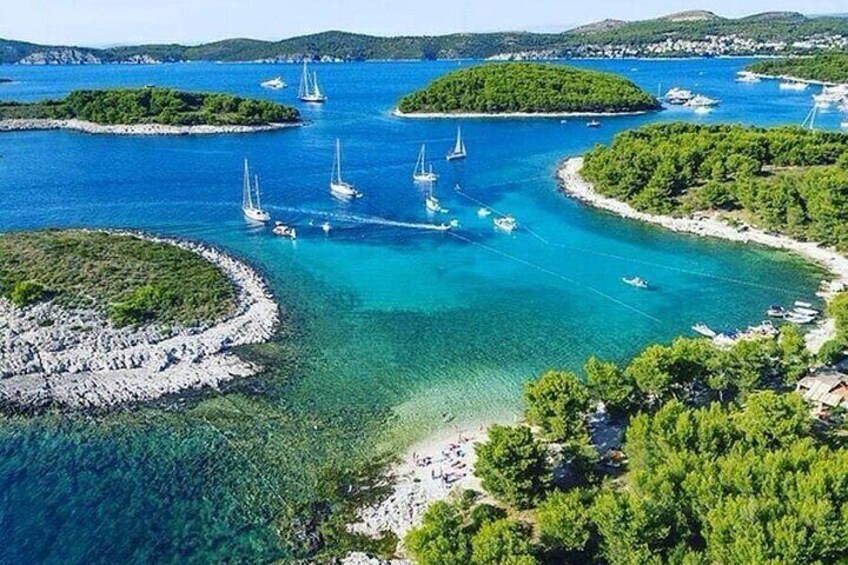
[404,500,471,565]
[585,357,641,414]
[474,425,550,509]
[470,519,538,565]
[536,489,593,553]
[735,391,810,450]
[8,280,47,307]
[523,370,592,442]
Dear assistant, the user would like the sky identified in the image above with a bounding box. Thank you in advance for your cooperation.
[2,0,847,46]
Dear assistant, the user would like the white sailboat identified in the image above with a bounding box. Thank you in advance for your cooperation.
[446,126,467,161]
[330,139,362,198]
[424,183,448,213]
[242,159,270,223]
[413,144,438,182]
[298,61,326,103]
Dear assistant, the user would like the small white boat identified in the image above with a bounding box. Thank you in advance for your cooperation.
[685,94,720,108]
[785,312,817,325]
[321,222,332,234]
[330,139,363,199]
[413,144,438,182]
[793,306,820,317]
[794,300,814,309]
[272,221,297,239]
[665,87,694,104]
[425,194,448,214]
[494,215,517,232]
[241,159,271,223]
[298,61,326,103]
[477,207,492,218]
[736,72,761,83]
[586,120,601,128]
[446,126,467,161]
[779,81,808,92]
[260,76,286,90]
[622,276,648,289]
[766,305,786,318]
[692,323,718,338]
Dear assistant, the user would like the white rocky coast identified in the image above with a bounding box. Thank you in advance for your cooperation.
[0,118,301,136]
[392,108,651,119]
[0,232,280,409]
[558,157,848,351]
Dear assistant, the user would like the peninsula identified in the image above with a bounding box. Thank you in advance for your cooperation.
[0,87,301,135]
[746,52,848,84]
[557,123,848,350]
[0,230,279,409]
[395,63,660,117]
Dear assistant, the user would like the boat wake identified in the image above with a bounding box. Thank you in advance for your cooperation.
[267,205,451,231]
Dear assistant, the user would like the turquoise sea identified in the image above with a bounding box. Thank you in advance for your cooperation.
[0,58,835,562]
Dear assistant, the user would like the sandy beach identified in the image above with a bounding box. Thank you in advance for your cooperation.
[392,108,655,119]
[348,425,487,542]
[557,157,848,351]
[0,118,302,135]
[0,230,280,409]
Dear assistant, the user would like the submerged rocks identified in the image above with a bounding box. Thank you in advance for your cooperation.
[0,232,280,410]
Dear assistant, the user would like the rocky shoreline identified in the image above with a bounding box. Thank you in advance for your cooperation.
[0,231,280,409]
[0,118,302,136]
[557,157,848,351]
[392,108,653,119]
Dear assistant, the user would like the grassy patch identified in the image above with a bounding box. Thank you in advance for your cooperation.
[0,230,235,327]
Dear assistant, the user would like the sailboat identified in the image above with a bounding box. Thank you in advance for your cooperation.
[298,61,326,103]
[242,159,271,223]
[424,183,448,214]
[446,126,467,161]
[413,144,438,182]
[330,139,362,198]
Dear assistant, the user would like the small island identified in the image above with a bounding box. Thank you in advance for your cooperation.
[0,230,279,409]
[395,62,660,118]
[746,52,848,84]
[0,87,301,135]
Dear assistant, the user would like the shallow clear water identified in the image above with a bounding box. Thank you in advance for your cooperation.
[0,58,833,562]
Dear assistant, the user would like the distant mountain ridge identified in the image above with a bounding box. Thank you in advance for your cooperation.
[2,10,847,64]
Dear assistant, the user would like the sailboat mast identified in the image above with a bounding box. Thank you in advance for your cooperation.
[312,71,321,97]
[243,159,252,208]
[334,139,342,183]
[299,61,309,98]
[254,175,261,210]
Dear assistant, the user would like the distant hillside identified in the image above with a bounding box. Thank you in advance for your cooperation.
[1,10,847,64]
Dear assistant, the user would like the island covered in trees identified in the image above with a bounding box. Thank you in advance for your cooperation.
[0,87,300,127]
[580,123,848,251]
[746,52,848,83]
[396,63,661,116]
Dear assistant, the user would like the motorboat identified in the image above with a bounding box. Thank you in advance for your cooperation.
[586,120,601,128]
[779,81,808,91]
[785,312,817,325]
[622,276,649,289]
[425,194,448,214]
[330,139,363,198]
[321,222,332,234]
[477,207,492,218]
[692,323,718,338]
[664,87,694,105]
[766,305,787,318]
[685,94,720,108]
[736,72,761,83]
[260,76,286,90]
[241,159,271,223]
[272,221,297,239]
[493,215,517,232]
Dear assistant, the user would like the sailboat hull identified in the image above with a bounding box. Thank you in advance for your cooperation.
[330,182,361,198]
[243,207,271,222]
[446,152,466,161]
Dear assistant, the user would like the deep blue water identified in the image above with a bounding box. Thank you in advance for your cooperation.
[0,58,835,563]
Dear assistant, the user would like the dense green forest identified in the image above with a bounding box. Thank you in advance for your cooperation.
[397,63,659,115]
[0,88,299,126]
[747,52,848,83]
[580,123,848,251]
[2,12,848,63]
[404,326,848,564]
[0,231,235,327]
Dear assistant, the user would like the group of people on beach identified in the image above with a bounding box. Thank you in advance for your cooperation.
[412,436,470,487]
